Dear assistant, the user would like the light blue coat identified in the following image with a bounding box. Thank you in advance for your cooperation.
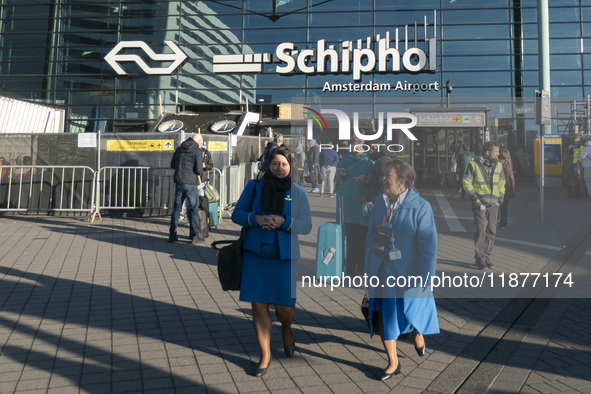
[336,152,374,225]
[364,188,439,338]
[232,180,312,261]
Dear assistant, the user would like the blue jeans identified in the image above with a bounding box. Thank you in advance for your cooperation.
[170,184,200,239]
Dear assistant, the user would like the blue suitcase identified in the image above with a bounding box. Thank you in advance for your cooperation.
[208,201,220,228]
[315,222,343,280]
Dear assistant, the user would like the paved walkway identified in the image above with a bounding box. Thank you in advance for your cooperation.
[0,178,590,393]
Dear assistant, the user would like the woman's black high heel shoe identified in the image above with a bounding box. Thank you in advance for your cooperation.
[282,326,295,357]
[412,332,426,357]
[284,342,295,357]
[414,343,426,357]
[379,362,401,381]
[254,361,270,377]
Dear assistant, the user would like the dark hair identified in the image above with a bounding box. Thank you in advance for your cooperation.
[385,159,416,191]
[269,145,292,168]
[483,140,499,154]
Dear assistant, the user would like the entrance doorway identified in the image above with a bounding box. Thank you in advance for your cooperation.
[412,127,480,185]
[409,107,488,185]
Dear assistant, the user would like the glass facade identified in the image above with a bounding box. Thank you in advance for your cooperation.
[1,0,590,136]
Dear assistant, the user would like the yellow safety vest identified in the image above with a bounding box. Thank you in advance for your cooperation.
[573,146,583,164]
[463,160,505,199]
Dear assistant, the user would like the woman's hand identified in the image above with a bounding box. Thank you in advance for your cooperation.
[256,214,285,230]
[339,168,348,178]
[268,215,285,229]
[255,214,271,230]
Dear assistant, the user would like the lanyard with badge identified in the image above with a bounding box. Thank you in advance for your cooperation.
[374,200,402,261]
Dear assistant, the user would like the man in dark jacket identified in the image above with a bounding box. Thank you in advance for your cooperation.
[169,134,204,244]
[319,142,339,197]
[307,139,320,192]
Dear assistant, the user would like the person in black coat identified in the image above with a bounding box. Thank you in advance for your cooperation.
[169,134,204,244]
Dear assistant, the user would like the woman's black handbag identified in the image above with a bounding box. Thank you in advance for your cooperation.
[213,228,247,291]
[212,181,258,291]
[361,293,379,334]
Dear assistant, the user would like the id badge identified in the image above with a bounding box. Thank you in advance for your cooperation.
[388,249,402,261]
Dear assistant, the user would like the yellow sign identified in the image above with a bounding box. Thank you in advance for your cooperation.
[452,115,461,124]
[107,139,175,151]
[207,141,228,152]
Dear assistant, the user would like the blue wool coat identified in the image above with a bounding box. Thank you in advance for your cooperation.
[232,180,312,261]
[336,152,374,226]
[364,188,439,338]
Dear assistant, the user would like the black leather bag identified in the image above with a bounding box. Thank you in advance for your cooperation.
[212,181,258,291]
[214,227,247,291]
[361,294,379,334]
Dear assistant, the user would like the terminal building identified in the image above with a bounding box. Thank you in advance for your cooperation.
[1,1,590,180]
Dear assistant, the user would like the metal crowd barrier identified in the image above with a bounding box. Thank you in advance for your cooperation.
[0,165,95,213]
[205,167,225,220]
[221,162,260,216]
[94,166,151,210]
[1,162,260,221]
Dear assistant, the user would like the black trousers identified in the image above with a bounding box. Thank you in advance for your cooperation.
[499,198,509,228]
[472,202,499,261]
[344,223,368,276]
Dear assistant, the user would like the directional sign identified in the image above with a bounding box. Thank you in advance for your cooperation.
[107,139,175,151]
[415,112,486,127]
[105,41,187,75]
[535,90,551,125]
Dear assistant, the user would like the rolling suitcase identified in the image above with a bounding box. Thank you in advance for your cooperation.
[315,222,343,280]
[315,195,346,280]
[208,201,220,228]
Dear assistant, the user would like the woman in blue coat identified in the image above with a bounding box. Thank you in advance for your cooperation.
[364,159,439,381]
[336,137,374,276]
[232,146,312,377]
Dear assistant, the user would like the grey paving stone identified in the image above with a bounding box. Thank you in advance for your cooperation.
[15,378,52,391]
[201,383,240,393]
[325,382,364,393]
[111,379,143,392]
[0,381,19,393]
[300,385,334,394]
[47,386,80,394]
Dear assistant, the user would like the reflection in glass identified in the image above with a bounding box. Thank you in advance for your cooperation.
[550,54,581,69]
[444,55,511,71]
[445,71,511,87]
[443,9,509,24]
[443,24,510,40]
[443,40,510,55]
[375,0,439,10]
[549,38,581,54]
[309,11,372,27]
[548,6,580,22]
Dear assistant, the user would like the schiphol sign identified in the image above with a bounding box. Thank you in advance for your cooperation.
[213,11,438,83]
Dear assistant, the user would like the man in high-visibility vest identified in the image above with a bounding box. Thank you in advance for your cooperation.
[570,135,585,196]
[462,141,506,270]
[581,137,591,199]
